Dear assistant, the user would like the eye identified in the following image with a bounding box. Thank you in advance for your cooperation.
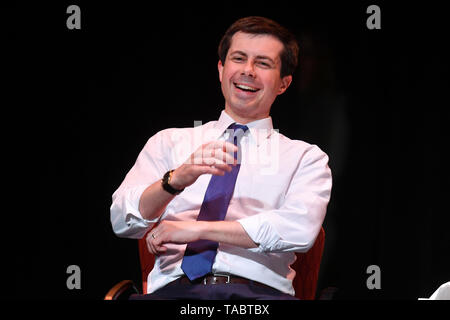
[257,61,271,68]
[232,56,245,62]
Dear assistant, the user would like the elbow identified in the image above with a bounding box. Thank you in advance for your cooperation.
[302,226,324,253]
[110,216,150,239]
[110,204,152,239]
[110,212,131,239]
[302,237,316,253]
[282,223,323,253]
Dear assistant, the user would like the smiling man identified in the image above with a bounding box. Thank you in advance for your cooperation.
[219,31,292,123]
[110,16,332,299]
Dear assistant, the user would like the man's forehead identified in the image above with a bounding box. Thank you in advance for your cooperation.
[228,32,283,61]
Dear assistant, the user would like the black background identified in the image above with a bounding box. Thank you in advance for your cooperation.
[6,1,449,300]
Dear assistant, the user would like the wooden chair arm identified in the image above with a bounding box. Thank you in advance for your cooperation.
[104,280,139,300]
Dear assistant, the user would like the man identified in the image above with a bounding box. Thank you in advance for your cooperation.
[110,16,332,299]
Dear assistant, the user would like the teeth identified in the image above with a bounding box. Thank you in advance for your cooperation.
[235,84,258,92]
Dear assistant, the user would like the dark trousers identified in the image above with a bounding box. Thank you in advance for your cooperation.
[130,279,299,300]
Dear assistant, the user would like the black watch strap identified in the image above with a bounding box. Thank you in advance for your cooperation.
[161,170,184,195]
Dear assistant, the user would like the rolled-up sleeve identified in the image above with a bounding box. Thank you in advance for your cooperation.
[110,130,169,239]
[238,145,332,253]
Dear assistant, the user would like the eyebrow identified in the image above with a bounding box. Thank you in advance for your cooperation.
[230,50,276,65]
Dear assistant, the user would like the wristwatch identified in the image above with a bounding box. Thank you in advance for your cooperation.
[161,170,184,195]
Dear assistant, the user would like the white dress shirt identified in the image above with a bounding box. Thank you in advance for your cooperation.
[110,110,332,295]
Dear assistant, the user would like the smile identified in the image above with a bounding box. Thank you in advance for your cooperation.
[234,82,260,93]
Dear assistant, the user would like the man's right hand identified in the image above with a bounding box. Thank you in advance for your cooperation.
[138,140,238,221]
[170,140,238,190]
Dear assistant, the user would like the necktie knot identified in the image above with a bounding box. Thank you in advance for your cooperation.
[228,123,249,135]
[227,123,249,146]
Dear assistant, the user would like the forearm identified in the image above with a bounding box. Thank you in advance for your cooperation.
[199,221,258,249]
[138,180,176,220]
[147,220,258,255]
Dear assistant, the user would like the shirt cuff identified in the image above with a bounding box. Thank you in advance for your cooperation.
[111,184,159,239]
[237,214,281,253]
[125,184,160,223]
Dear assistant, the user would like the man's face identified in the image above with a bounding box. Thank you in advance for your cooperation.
[218,31,292,122]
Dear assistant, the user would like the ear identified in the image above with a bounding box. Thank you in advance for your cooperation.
[218,60,224,83]
[277,75,292,95]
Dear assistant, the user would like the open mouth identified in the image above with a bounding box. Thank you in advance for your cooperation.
[234,82,260,93]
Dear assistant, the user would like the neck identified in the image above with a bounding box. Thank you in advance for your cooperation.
[224,107,269,124]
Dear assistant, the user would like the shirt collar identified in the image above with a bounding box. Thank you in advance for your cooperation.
[214,109,275,147]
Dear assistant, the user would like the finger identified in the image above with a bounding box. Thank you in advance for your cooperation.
[187,164,226,177]
[152,235,167,255]
[146,232,155,250]
[147,240,157,255]
[189,155,233,171]
[210,163,233,173]
[221,141,238,155]
[201,165,227,176]
[149,237,154,254]
[155,245,168,255]
[149,238,167,255]
[202,156,228,166]
[205,141,238,154]
[201,158,233,173]
[188,142,236,165]
[213,149,236,166]
[146,230,160,254]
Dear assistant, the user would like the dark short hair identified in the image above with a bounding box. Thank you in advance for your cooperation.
[218,16,299,78]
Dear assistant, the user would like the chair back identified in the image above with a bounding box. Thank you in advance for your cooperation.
[138,227,325,299]
[291,227,325,299]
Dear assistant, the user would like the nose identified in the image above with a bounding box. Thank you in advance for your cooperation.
[242,60,256,77]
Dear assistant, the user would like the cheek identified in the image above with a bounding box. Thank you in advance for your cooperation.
[261,77,281,96]
[223,67,236,82]
[222,69,237,90]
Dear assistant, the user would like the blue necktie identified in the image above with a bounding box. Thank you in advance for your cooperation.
[181,123,249,281]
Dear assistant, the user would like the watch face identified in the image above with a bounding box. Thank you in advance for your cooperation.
[162,170,181,195]
[163,171,171,183]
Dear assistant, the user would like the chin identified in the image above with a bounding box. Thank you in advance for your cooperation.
[229,103,256,115]
[230,97,258,110]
